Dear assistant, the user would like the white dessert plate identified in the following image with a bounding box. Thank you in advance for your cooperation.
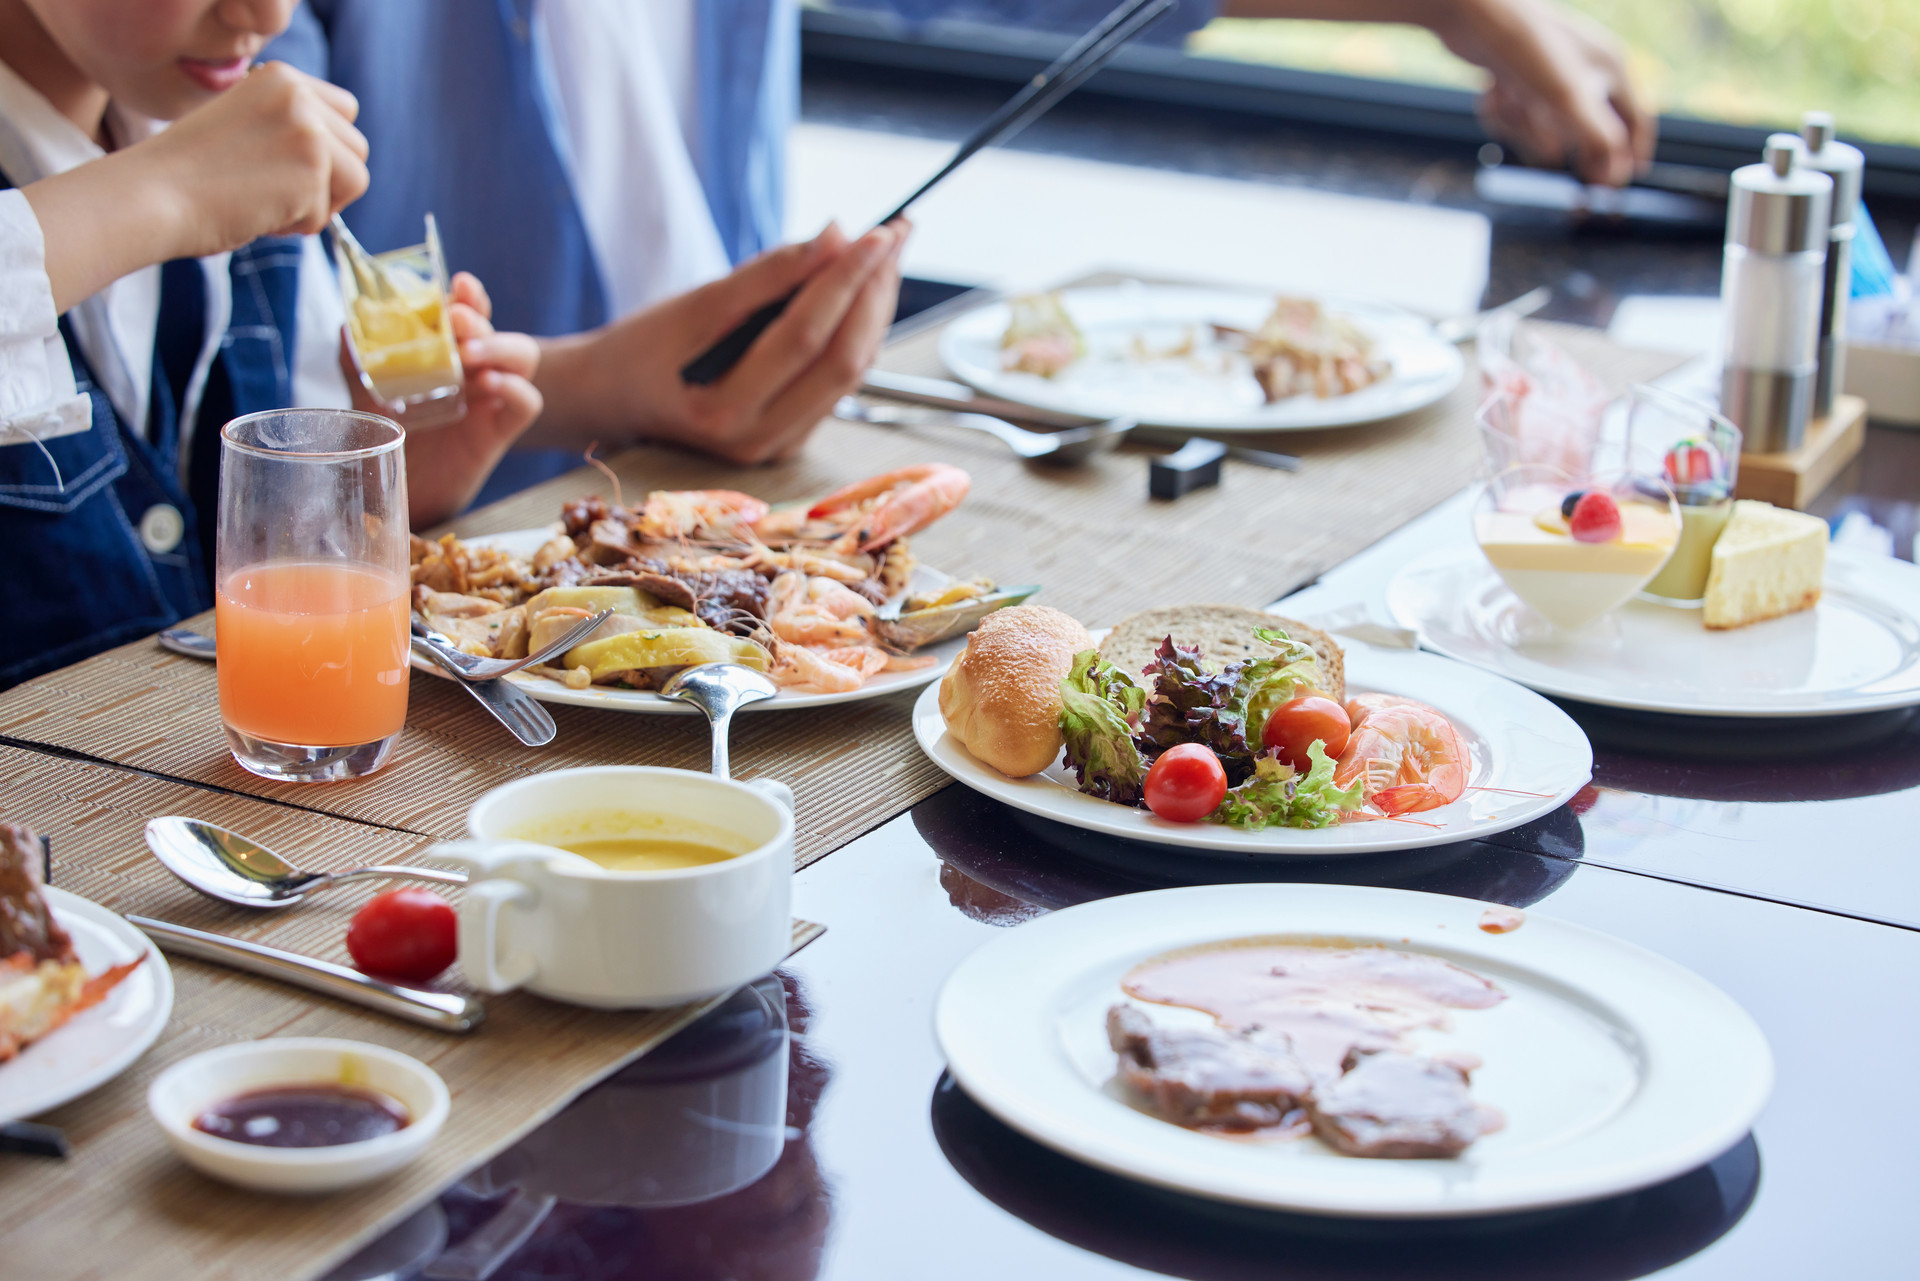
[1,888,174,1122]
[935,883,1772,1218]
[938,285,1464,432]
[1387,543,1920,718]
[412,527,966,715]
[911,640,1591,856]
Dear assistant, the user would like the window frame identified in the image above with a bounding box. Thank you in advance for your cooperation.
[800,9,1920,201]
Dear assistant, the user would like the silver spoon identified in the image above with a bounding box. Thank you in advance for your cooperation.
[145,816,467,910]
[835,397,1133,465]
[410,608,614,681]
[658,664,778,779]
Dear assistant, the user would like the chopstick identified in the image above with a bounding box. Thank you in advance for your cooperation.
[680,0,1176,386]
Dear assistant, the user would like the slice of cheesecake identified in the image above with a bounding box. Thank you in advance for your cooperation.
[1702,501,1828,630]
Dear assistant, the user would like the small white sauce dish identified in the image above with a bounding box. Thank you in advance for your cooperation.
[148,1037,449,1194]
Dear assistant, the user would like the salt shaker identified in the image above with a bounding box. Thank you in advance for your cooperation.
[1794,112,1864,418]
[1719,137,1832,453]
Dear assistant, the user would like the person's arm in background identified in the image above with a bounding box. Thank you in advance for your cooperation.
[844,0,1650,186]
[1219,0,1652,186]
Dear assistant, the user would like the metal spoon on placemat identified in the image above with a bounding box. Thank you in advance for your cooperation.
[658,664,778,780]
[145,816,467,909]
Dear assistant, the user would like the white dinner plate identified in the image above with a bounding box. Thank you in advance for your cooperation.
[936,883,1772,1218]
[1,888,173,1122]
[911,640,1591,856]
[1387,542,1920,718]
[938,285,1464,432]
[413,527,967,716]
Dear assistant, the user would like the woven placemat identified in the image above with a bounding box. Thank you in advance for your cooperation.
[0,309,1683,855]
[0,745,822,1281]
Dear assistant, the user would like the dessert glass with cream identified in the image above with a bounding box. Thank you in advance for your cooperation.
[334,214,466,429]
[1626,387,1743,607]
[1473,465,1680,631]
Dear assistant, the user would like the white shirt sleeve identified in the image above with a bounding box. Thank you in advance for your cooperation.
[0,188,93,448]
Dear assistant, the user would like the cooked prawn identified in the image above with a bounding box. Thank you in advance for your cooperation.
[1334,694,1469,816]
[635,489,771,541]
[759,464,970,553]
[767,572,875,645]
[767,639,867,693]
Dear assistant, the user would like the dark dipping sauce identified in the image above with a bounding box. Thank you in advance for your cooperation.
[192,1084,409,1149]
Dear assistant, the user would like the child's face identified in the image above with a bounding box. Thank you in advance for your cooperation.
[25,0,296,120]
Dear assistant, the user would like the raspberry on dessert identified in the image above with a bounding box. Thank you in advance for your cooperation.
[1568,491,1623,543]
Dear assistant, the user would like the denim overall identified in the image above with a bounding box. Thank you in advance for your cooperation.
[0,168,303,688]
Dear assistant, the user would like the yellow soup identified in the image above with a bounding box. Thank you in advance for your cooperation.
[507,809,751,872]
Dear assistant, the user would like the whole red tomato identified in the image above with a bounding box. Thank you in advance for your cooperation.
[346,888,457,982]
[1260,695,1352,769]
[1143,743,1229,823]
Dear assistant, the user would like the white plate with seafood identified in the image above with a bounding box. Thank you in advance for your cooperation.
[411,466,998,715]
[1387,543,1920,718]
[913,641,1591,855]
[1,888,173,1122]
[938,285,1464,432]
[936,883,1772,1218]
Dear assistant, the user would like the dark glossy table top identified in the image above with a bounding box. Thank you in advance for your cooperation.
[326,784,1919,1281]
[320,62,1920,1281]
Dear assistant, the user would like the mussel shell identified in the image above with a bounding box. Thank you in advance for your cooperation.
[873,586,1041,650]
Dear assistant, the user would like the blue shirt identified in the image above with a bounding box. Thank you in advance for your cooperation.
[271,0,1216,337]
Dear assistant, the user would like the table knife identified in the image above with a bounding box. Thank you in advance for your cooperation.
[129,916,486,1033]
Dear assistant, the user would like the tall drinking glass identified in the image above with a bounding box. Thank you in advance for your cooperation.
[215,410,410,782]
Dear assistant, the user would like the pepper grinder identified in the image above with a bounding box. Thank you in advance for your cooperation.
[1719,137,1832,453]
[1793,112,1864,418]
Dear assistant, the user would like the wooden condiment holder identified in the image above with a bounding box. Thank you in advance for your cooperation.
[1734,393,1866,510]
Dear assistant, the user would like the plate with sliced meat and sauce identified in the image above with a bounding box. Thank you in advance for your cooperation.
[409,466,1030,714]
[935,883,1771,1218]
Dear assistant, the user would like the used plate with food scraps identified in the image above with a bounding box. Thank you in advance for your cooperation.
[1388,543,1920,718]
[938,285,1464,432]
[936,883,1772,1218]
[913,637,1592,856]
[1,888,173,1123]
[412,528,972,715]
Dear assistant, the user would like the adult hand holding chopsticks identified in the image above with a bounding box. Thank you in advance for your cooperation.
[530,220,907,465]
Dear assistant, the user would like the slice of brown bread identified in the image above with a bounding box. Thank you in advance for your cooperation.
[1097,604,1344,702]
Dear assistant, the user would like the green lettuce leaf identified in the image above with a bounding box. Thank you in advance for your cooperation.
[1207,740,1365,830]
[1138,627,1323,779]
[1059,649,1149,805]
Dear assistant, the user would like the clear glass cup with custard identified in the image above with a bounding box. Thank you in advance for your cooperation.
[1625,386,1743,607]
[334,213,466,429]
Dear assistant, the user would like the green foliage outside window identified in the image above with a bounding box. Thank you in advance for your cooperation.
[1188,0,1920,147]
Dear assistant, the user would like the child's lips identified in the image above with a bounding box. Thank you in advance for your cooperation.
[179,56,251,93]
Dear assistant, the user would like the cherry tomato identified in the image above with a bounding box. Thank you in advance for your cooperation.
[346,888,458,982]
[1143,743,1229,823]
[1260,695,1352,769]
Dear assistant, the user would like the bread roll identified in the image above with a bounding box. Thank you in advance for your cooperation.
[939,605,1094,777]
[1097,604,1344,702]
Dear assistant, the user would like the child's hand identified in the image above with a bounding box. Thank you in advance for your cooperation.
[342,272,542,527]
[136,61,369,259]
[26,62,369,313]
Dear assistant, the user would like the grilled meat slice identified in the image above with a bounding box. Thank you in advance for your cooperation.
[1107,1004,1310,1130]
[0,823,71,965]
[1307,1050,1483,1158]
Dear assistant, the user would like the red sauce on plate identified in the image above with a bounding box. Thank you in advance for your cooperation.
[192,1084,409,1148]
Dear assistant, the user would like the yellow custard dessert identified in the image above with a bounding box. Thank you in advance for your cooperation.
[349,286,460,401]
[1643,500,1734,602]
[1475,501,1679,629]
